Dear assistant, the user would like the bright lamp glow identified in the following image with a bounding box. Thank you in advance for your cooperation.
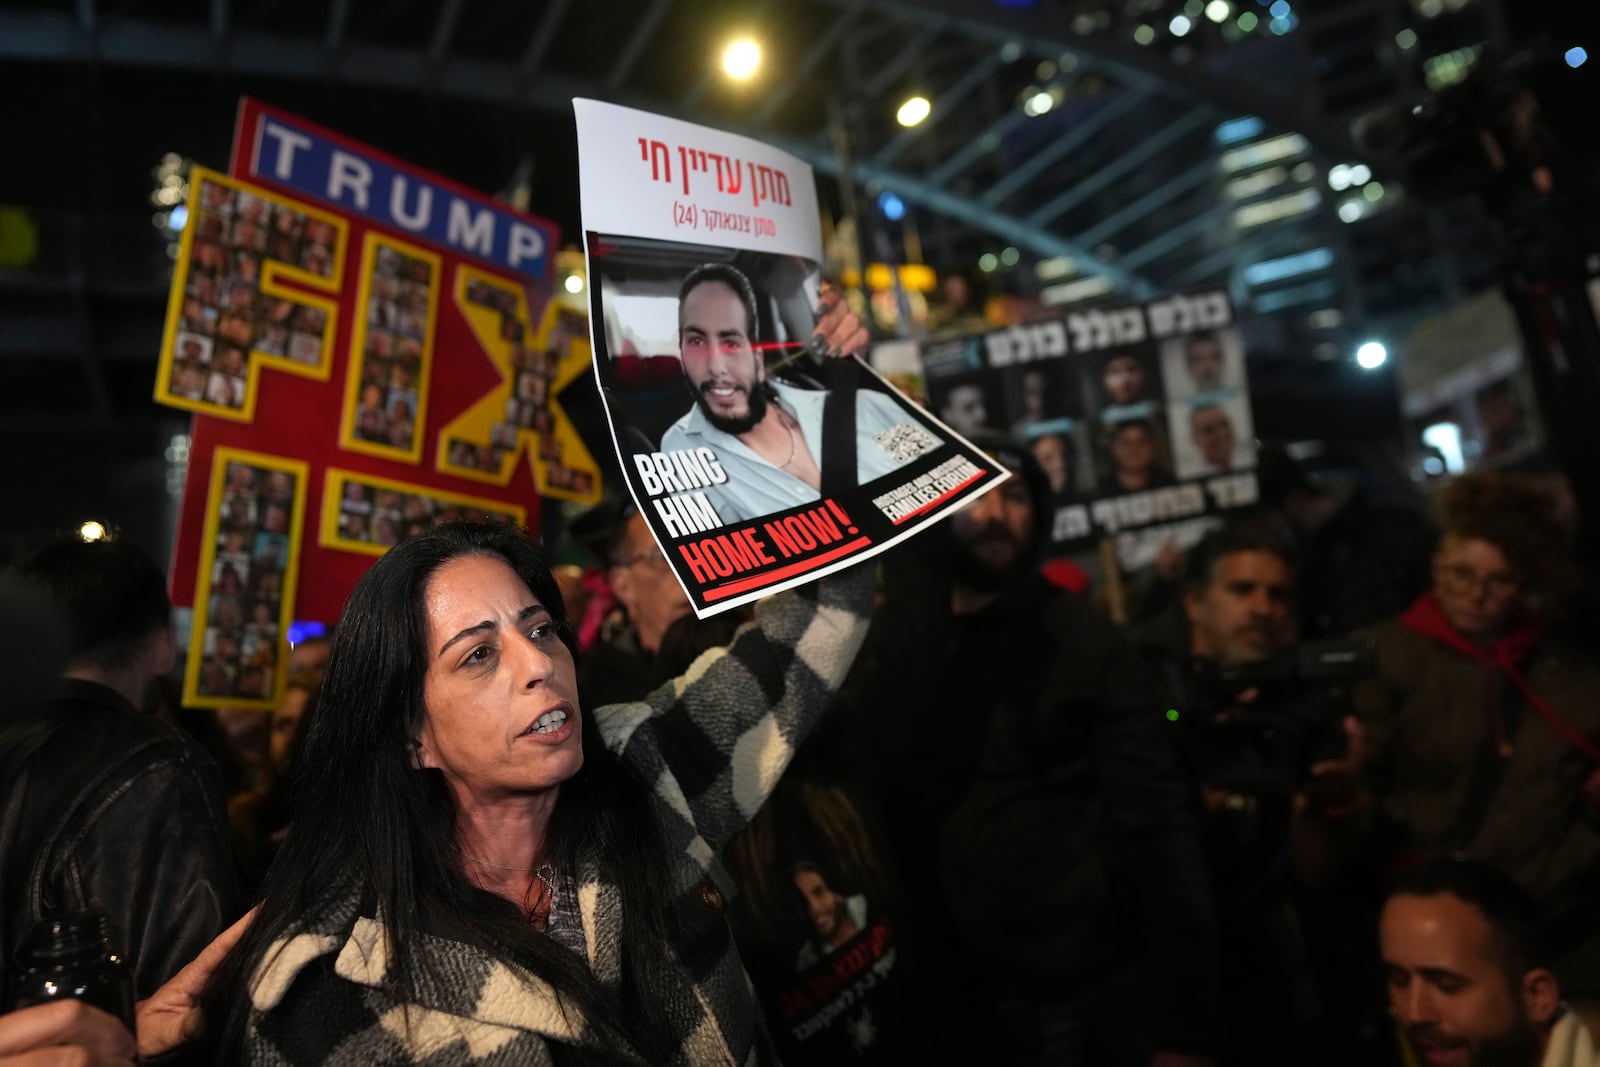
[1205,0,1231,22]
[563,274,584,294]
[1356,340,1387,369]
[1023,90,1055,117]
[78,520,108,542]
[897,96,932,127]
[722,39,761,80]
[1170,13,1193,35]
[1566,46,1588,69]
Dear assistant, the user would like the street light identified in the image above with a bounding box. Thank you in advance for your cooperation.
[896,96,931,127]
[1356,340,1387,369]
[722,39,761,80]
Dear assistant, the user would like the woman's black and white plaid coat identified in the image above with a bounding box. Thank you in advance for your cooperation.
[240,566,872,1065]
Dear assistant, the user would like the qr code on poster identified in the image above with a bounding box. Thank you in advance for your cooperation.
[874,422,941,463]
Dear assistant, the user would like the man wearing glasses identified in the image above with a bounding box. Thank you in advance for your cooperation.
[579,504,747,708]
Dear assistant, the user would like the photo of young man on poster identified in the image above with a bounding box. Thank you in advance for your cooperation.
[1026,425,1080,496]
[1091,347,1164,417]
[659,262,916,524]
[1172,394,1256,477]
[1096,415,1176,495]
[593,243,936,527]
[1159,328,1246,402]
[930,375,995,438]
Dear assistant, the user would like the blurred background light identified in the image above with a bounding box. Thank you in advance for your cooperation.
[721,39,761,80]
[896,95,932,127]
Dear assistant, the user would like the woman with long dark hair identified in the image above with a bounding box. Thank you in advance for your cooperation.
[195,519,871,1064]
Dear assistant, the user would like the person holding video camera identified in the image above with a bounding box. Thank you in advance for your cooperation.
[1136,517,1371,1065]
[1356,473,1600,987]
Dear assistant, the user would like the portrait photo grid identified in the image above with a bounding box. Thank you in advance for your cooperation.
[171,177,335,410]
[349,243,431,453]
[197,460,298,701]
[334,476,520,548]
[445,279,595,497]
[924,325,1255,503]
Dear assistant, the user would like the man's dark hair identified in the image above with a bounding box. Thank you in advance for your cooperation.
[1107,416,1156,445]
[1185,332,1221,357]
[9,538,171,672]
[1389,856,1553,981]
[790,860,829,884]
[1183,516,1298,594]
[678,262,760,340]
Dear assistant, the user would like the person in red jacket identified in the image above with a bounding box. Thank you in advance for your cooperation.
[1356,473,1600,985]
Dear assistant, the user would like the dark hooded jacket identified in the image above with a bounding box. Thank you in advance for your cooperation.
[839,435,1221,1055]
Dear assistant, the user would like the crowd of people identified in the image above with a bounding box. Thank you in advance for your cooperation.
[3,408,1600,1066]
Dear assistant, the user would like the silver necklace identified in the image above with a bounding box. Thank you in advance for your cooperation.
[777,418,800,470]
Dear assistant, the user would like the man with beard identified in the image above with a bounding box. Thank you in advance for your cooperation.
[659,263,913,524]
[1136,520,1369,1066]
[791,862,868,970]
[1382,858,1599,1067]
[842,433,1220,1066]
[578,502,746,709]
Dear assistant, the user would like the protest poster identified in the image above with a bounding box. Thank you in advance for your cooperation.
[155,98,600,708]
[920,290,1259,568]
[574,99,1007,618]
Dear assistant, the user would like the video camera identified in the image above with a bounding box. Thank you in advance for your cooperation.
[1183,637,1375,802]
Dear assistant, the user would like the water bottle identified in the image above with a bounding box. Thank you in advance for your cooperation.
[9,911,136,1030]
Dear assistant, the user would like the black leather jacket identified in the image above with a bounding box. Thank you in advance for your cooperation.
[0,680,239,1001]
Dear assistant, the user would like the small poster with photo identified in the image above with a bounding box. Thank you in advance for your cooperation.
[917,290,1258,556]
[185,449,307,710]
[575,99,1006,618]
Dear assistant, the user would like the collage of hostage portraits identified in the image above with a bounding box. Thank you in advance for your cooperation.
[334,475,520,549]
[195,457,300,703]
[444,277,597,498]
[347,242,434,454]
[922,291,1258,562]
[167,173,338,411]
